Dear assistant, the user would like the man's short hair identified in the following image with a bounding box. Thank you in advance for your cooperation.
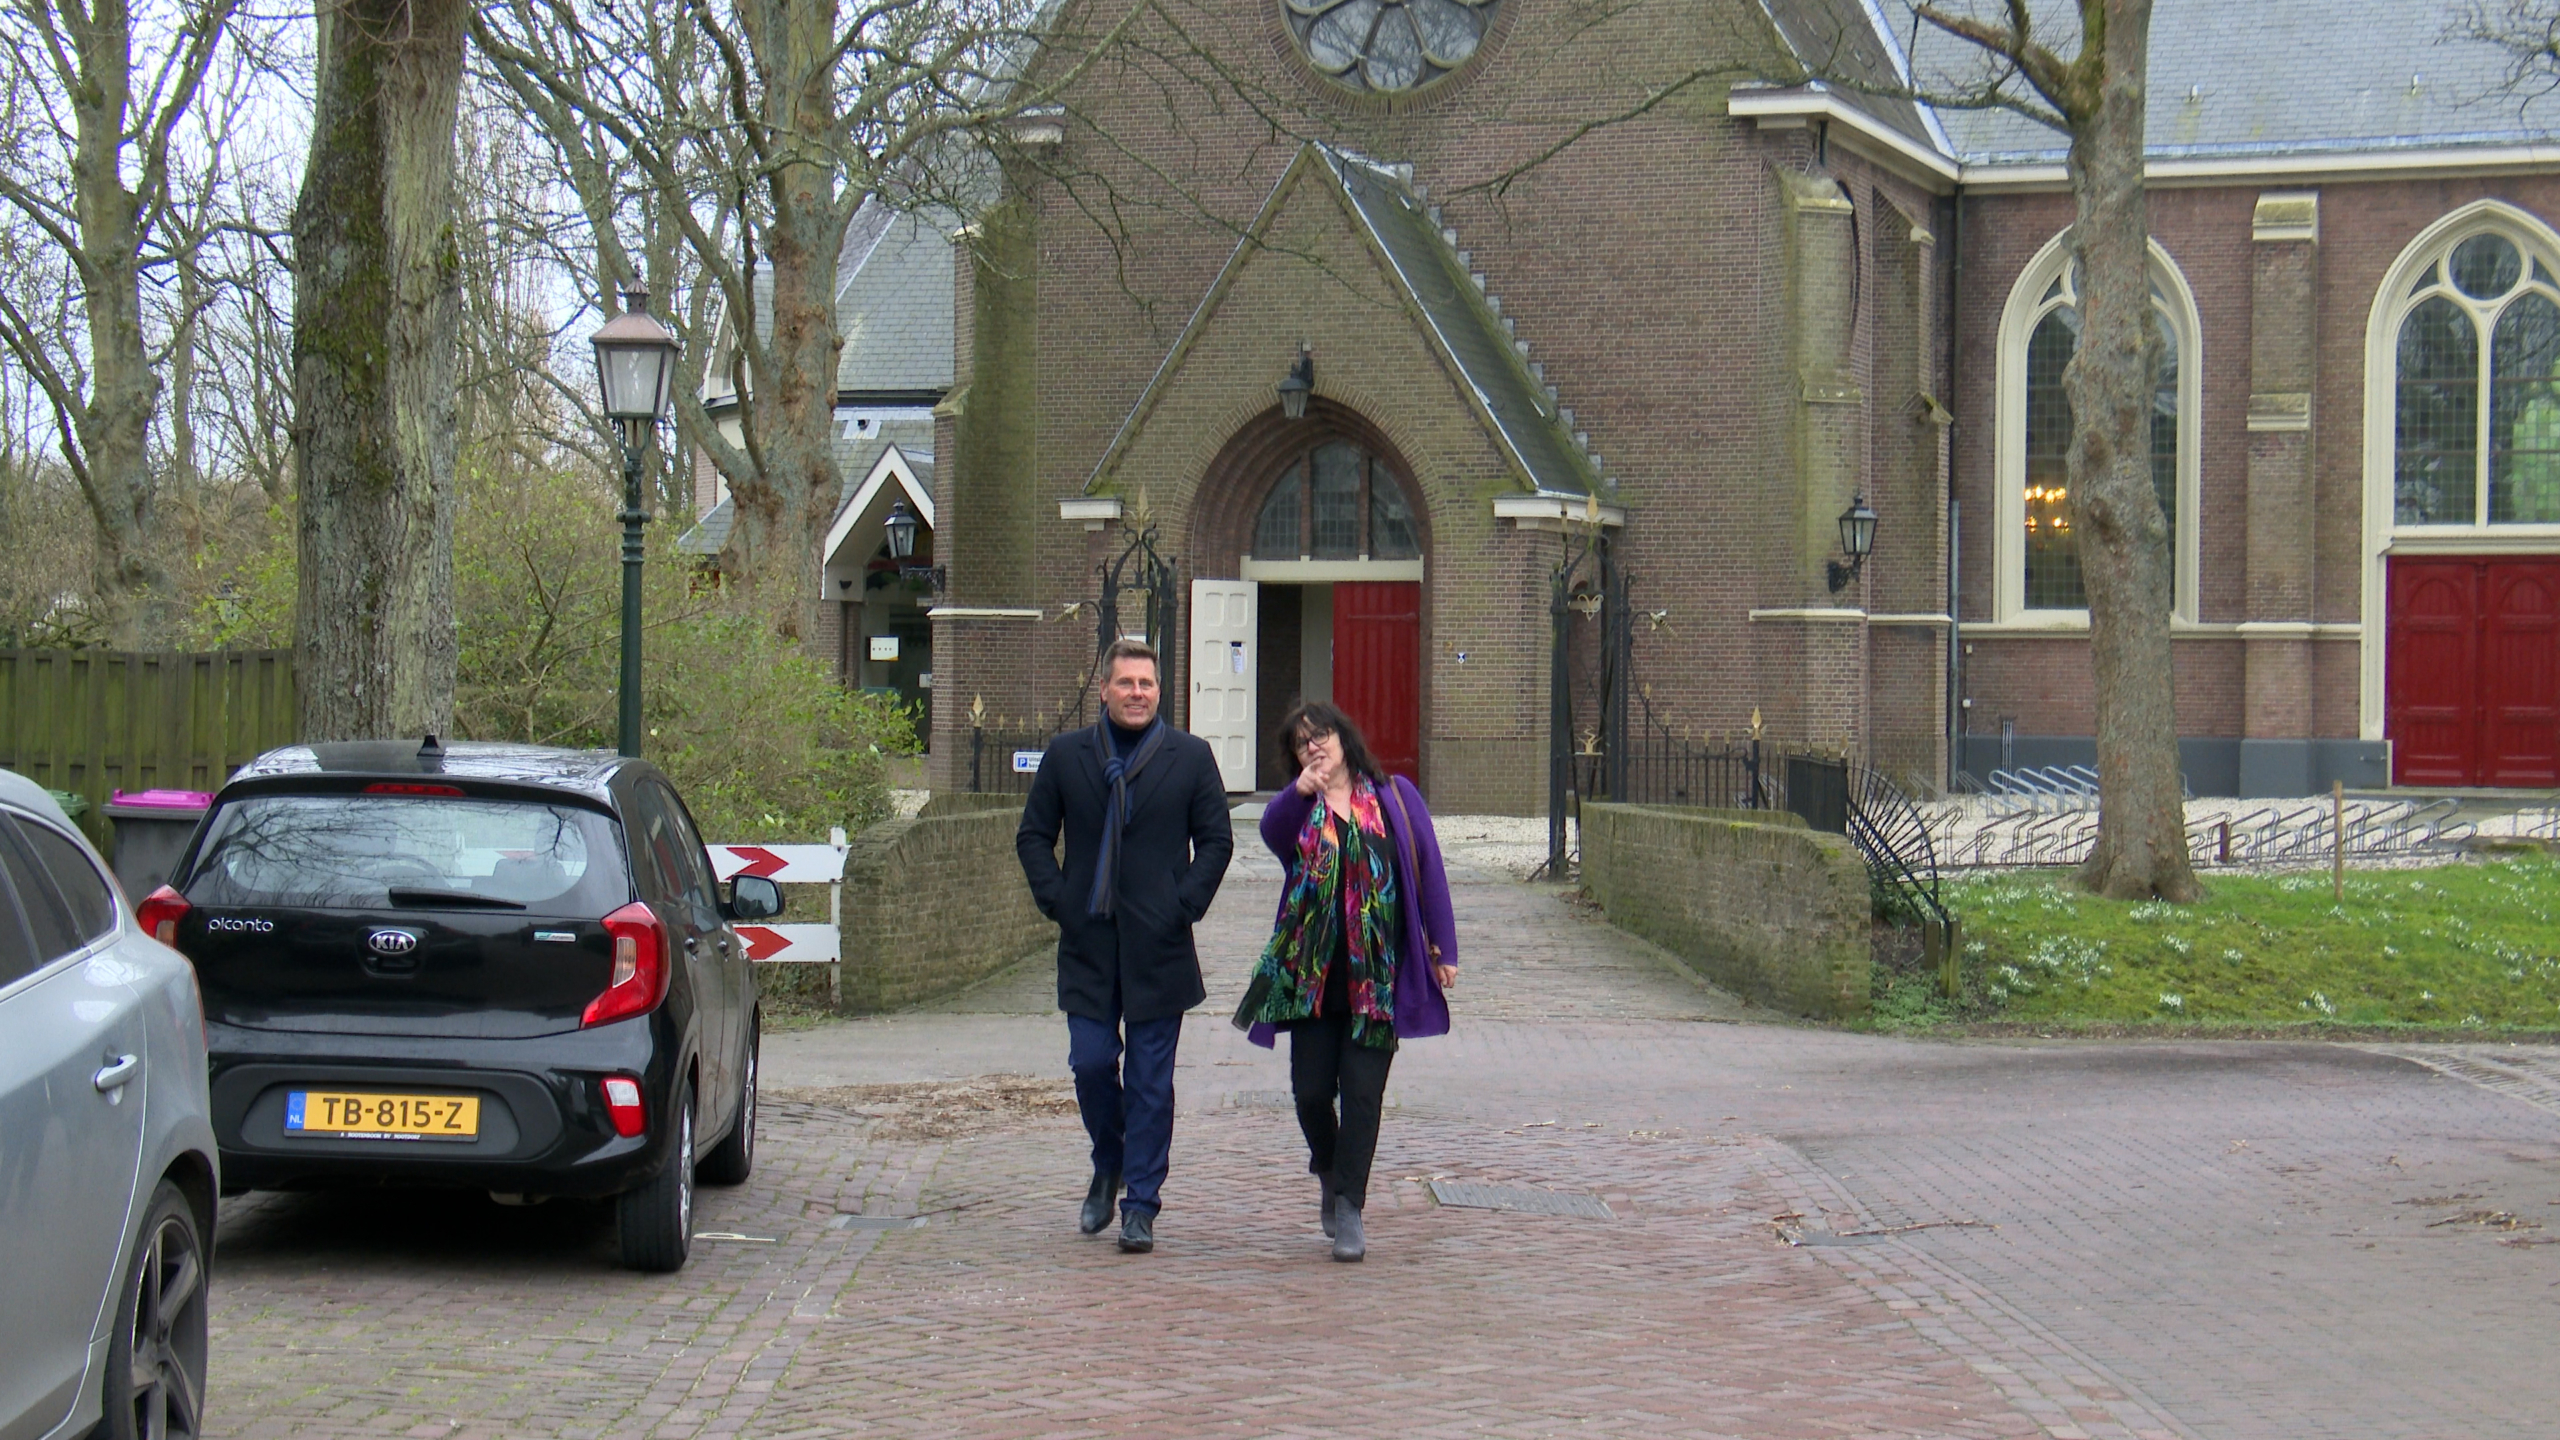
[1100,637,1159,682]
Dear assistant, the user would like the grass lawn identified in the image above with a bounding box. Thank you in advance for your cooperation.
[1894,850,2560,1032]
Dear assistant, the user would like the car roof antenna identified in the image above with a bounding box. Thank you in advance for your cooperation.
[417,733,446,771]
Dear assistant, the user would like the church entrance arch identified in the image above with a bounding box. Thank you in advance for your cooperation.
[1188,404,1430,792]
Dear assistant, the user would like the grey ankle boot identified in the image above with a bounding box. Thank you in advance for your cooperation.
[1331,1195,1365,1262]
[1319,1174,1338,1238]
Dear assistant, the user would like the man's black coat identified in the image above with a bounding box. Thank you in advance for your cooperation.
[1016,723,1235,1022]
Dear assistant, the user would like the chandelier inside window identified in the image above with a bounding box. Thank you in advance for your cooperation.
[1286,0,1495,93]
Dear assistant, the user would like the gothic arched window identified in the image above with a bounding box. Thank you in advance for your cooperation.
[2391,229,2560,526]
[1250,440,1420,561]
[1994,236,2202,622]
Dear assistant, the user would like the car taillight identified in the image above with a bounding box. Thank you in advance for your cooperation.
[600,1075,646,1137]
[136,886,191,948]
[582,902,669,1028]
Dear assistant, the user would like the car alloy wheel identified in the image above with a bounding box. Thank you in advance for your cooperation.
[617,1082,696,1272]
[698,1015,757,1186]
[104,1182,210,1440]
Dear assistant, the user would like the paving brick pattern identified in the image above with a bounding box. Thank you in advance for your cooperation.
[204,842,2560,1438]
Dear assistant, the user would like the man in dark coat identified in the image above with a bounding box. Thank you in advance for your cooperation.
[1017,638,1234,1253]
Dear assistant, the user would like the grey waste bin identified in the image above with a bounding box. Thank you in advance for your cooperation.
[102,789,212,899]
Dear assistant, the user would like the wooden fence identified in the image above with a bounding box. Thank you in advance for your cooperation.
[0,649,297,842]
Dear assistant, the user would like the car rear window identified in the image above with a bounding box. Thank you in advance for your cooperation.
[183,794,629,915]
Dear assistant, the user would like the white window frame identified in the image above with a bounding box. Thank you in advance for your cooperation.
[1990,231,2204,628]
[2358,200,2560,740]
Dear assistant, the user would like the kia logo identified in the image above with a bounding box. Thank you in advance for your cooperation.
[366,929,421,957]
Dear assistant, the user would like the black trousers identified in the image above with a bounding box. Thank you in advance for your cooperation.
[1289,1009,1395,1209]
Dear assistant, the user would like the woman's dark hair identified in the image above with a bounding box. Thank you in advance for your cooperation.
[1277,700,1386,782]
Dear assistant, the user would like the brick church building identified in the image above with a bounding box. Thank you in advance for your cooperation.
[872,0,2560,812]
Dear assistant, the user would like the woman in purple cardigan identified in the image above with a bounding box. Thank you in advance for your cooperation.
[1234,701,1458,1262]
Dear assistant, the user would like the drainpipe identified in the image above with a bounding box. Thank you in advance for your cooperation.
[1944,186,1967,793]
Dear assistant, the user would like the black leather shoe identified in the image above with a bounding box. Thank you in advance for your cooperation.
[1319,1174,1338,1238]
[1331,1196,1365,1262]
[1118,1206,1156,1253]
[1080,1171,1120,1235]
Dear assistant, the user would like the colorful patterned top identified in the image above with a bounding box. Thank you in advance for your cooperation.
[1242,778,1401,1048]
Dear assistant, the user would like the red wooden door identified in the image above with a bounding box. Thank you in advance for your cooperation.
[2388,559,2478,786]
[1333,581,1421,783]
[2387,557,2560,786]
[2483,561,2560,786]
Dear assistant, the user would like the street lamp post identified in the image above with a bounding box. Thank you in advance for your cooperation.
[590,286,682,757]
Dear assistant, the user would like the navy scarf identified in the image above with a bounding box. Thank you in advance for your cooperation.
[1087,717,1170,918]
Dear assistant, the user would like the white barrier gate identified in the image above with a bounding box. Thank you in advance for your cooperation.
[708,827,851,1006]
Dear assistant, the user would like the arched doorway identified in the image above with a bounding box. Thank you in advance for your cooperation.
[1189,412,1430,792]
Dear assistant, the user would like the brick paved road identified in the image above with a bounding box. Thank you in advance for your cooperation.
[204,826,2560,1438]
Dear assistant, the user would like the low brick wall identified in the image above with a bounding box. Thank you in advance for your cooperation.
[835,802,1054,1012]
[1579,803,1870,1019]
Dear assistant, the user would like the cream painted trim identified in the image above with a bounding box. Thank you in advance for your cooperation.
[1868,612,1955,626]
[1727,88,1960,192]
[2252,192,2320,244]
[1239,557,1426,582]
[2384,528,2560,555]
[1060,497,1123,528]
[1956,617,2343,638]
[819,444,935,594]
[925,607,1042,620]
[1992,230,2204,626]
[1963,143,2560,193]
[2360,200,2560,741]
[1747,607,1867,622]
[1492,494,1626,528]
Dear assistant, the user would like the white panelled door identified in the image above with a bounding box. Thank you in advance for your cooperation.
[1190,578,1259,792]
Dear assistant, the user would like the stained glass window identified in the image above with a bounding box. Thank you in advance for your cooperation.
[2394,227,2560,527]
[2019,298,2181,611]
[1288,0,1496,93]
[1247,442,1422,561]
[1310,442,1364,558]
[2492,292,2560,523]
[2023,310,2080,609]
[1370,463,1419,558]
[1256,464,1306,557]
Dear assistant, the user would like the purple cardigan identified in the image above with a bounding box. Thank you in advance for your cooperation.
[1246,775,1456,1048]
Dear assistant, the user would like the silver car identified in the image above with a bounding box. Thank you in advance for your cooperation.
[0,769,219,1440]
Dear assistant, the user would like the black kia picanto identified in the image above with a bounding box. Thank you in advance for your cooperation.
[138,738,778,1272]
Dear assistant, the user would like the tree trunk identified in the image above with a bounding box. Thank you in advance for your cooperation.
[719,0,849,645]
[65,0,164,644]
[293,0,465,741]
[2065,0,2196,901]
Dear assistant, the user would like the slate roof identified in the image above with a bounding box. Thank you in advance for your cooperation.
[1326,149,1599,498]
[705,197,954,406]
[1756,0,2560,169]
[1758,0,1947,152]
[1905,0,2560,165]
[832,199,955,394]
[676,410,938,556]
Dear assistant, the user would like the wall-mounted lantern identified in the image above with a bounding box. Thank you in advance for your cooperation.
[1276,345,1314,420]
[1826,495,1878,594]
[882,499,945,596]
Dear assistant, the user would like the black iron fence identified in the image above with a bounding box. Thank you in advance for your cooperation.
[966,717,1070,795]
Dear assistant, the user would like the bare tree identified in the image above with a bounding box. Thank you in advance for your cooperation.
[0,0,246,642]
[472,0,1145,644]
[292,0,466,738]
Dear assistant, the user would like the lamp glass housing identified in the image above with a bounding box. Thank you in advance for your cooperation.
[1276,353,1314,420]
[1837,497,1878,560]
[591,299,681,422]
[883,501,919,560]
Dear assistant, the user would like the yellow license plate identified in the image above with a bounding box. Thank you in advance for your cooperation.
[287,1090,480,1141]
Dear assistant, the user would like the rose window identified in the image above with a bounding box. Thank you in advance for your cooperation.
[1285,0,1495,93]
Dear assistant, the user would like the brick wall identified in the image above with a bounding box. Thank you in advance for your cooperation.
[834,806,1054,1012]
[1579,802,1869,1019]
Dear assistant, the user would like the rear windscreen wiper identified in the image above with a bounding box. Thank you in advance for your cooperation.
[387,887,528,910]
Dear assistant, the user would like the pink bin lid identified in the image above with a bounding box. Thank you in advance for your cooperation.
[109,788,213,810]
